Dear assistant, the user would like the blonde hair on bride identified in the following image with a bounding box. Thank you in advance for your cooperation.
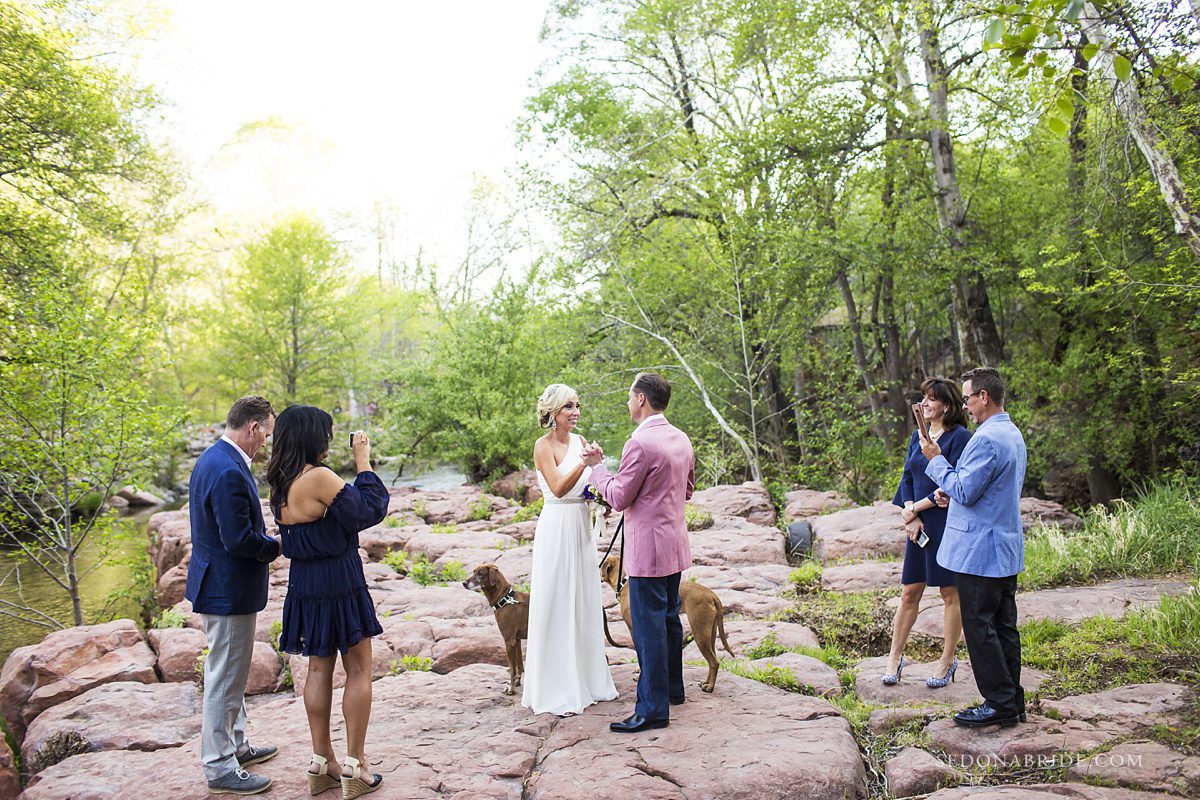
[537,383,578,429]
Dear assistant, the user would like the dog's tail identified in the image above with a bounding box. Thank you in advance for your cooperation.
[715,597,736,658]
[603,611,633,649]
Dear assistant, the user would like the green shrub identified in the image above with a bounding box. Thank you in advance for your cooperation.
[1022,481,1200,589]
[430,522,459,534]
[788,591,896,657]
[440,560,468,583]
[744,633,788,660]
[152,607,187,629]
[467,496,493,522]
[382,549,410,574]
[383,515,401,528]
[412,499,429,520]
[389,654,433,675]
[511,496,543,524]
[685,503,714,531]
[789,561,822,593]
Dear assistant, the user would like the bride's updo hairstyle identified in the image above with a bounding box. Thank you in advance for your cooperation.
[537,383,578,429]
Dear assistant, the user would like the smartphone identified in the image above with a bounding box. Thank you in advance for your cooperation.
[916,530,930,548]
[349,431,357,450]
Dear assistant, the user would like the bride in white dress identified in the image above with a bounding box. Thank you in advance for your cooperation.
[522,383,618,716]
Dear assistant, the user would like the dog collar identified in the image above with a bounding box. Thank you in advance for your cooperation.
[493,589,520,609]
[616,577,628,596]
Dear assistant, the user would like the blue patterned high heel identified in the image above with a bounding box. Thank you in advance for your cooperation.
[881,655,906,685]
[926,658,958,688]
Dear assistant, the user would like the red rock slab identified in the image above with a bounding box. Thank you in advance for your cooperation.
[0,738,17,799]
[783,489,855,522]
[684,619,819,661]
[713,589,794,619]
[868,705,943,734]
[1068,740,1200,796]
[1,619,145,738]
[376,617,436,662]
[925,714,1125,764]
[427,617,510,673]
[147,627,207,683]
[403,530,520,560]
[1042,683,1193,730]
[855,657,1046,707]
[147,510,191,576]
[821,560,904,592]
[746,652,842,696]
[886,747,959,797]
[689,481,778,527]
[22,682,201,771]
[370,578,491,620]
[156,561,189,608]
[907,579,1193,638]
[925,783,1167,800]
[23,665,538,800]
[688,516,787,567]
[811,501,907,564]
[23,642,159,728]
[1021,497,1083,530]
[358,522,429,561]
[683,563,795,595]
[491,520,539,542]
[525,664,867,800]
[491,546,534,583]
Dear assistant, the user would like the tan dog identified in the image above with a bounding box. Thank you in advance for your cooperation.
[600,555,736,693]
[463,564,529,695]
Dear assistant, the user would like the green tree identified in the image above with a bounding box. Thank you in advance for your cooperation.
[216,214,360,407]
[0,270,176,629]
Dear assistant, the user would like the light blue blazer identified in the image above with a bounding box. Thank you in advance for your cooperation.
[925,412,1027,578]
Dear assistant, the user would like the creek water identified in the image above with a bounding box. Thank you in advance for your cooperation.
[0,463,467,665]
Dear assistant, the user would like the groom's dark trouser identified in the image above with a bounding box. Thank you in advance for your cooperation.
[628,573,684,721]
[957,572,1024,716]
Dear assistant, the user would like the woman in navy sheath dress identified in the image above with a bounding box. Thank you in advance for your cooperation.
[884,377,971,688]
[266,405,386,798]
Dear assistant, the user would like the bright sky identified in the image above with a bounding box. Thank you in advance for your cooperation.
[135,0,553,275]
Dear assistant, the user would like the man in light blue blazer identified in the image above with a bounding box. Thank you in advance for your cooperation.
[921,367,1027,728]
[186,396,281,794]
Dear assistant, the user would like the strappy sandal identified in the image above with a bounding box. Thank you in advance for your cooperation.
[341,756,382,799]
[308,754,340,795]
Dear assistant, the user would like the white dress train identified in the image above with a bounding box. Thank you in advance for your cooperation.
[521,433,618,715]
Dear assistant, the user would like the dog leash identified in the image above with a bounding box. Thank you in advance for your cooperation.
[600,515,632,649]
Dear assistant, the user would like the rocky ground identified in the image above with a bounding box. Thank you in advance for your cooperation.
[1,478,1194,799]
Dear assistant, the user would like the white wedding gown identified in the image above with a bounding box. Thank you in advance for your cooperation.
[521,433,618,715]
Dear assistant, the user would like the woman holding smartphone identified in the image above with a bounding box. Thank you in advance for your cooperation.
[267,407,386,798]
[883,377,971,688]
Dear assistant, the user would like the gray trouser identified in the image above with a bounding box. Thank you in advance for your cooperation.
[201,612,257,781]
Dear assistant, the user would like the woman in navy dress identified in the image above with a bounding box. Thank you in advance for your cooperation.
[266,406,385,798]
[884,377,971,688]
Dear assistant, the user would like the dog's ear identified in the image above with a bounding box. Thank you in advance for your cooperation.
[479,565,496,589]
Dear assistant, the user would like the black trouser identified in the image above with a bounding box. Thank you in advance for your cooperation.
[957,572,1024,715]
[628,573,684,720]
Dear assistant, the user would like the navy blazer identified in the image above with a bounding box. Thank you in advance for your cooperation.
[185,439,279,615]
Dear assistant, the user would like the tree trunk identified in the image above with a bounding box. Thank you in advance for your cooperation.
[1080,2,1200,262]
[835,268,887,436]
[878,119,913,444]
[917,3,1005,366]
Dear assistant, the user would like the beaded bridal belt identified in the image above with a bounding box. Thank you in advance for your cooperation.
[543,497,587,505]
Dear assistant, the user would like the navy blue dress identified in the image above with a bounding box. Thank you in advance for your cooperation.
[892,426,971,587]
[278,471,388,657]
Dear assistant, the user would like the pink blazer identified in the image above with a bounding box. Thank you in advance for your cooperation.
[590,417,695,578]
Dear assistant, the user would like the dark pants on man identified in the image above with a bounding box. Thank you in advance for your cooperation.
[957,572,1025,716]
[627,573,685,721]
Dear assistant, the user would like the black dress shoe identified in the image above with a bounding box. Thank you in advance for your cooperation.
[669,696,685,705]
[953,703,1020,728]
[610,713,669,733]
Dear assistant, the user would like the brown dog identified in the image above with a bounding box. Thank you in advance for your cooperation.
[599,555,736,693]
[463,564,529,695]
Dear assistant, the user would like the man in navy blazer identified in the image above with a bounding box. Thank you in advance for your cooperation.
[921,367,1027,729]
[186,396,281,795]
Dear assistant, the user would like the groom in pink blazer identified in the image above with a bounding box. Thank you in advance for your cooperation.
[586,372,695,732]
